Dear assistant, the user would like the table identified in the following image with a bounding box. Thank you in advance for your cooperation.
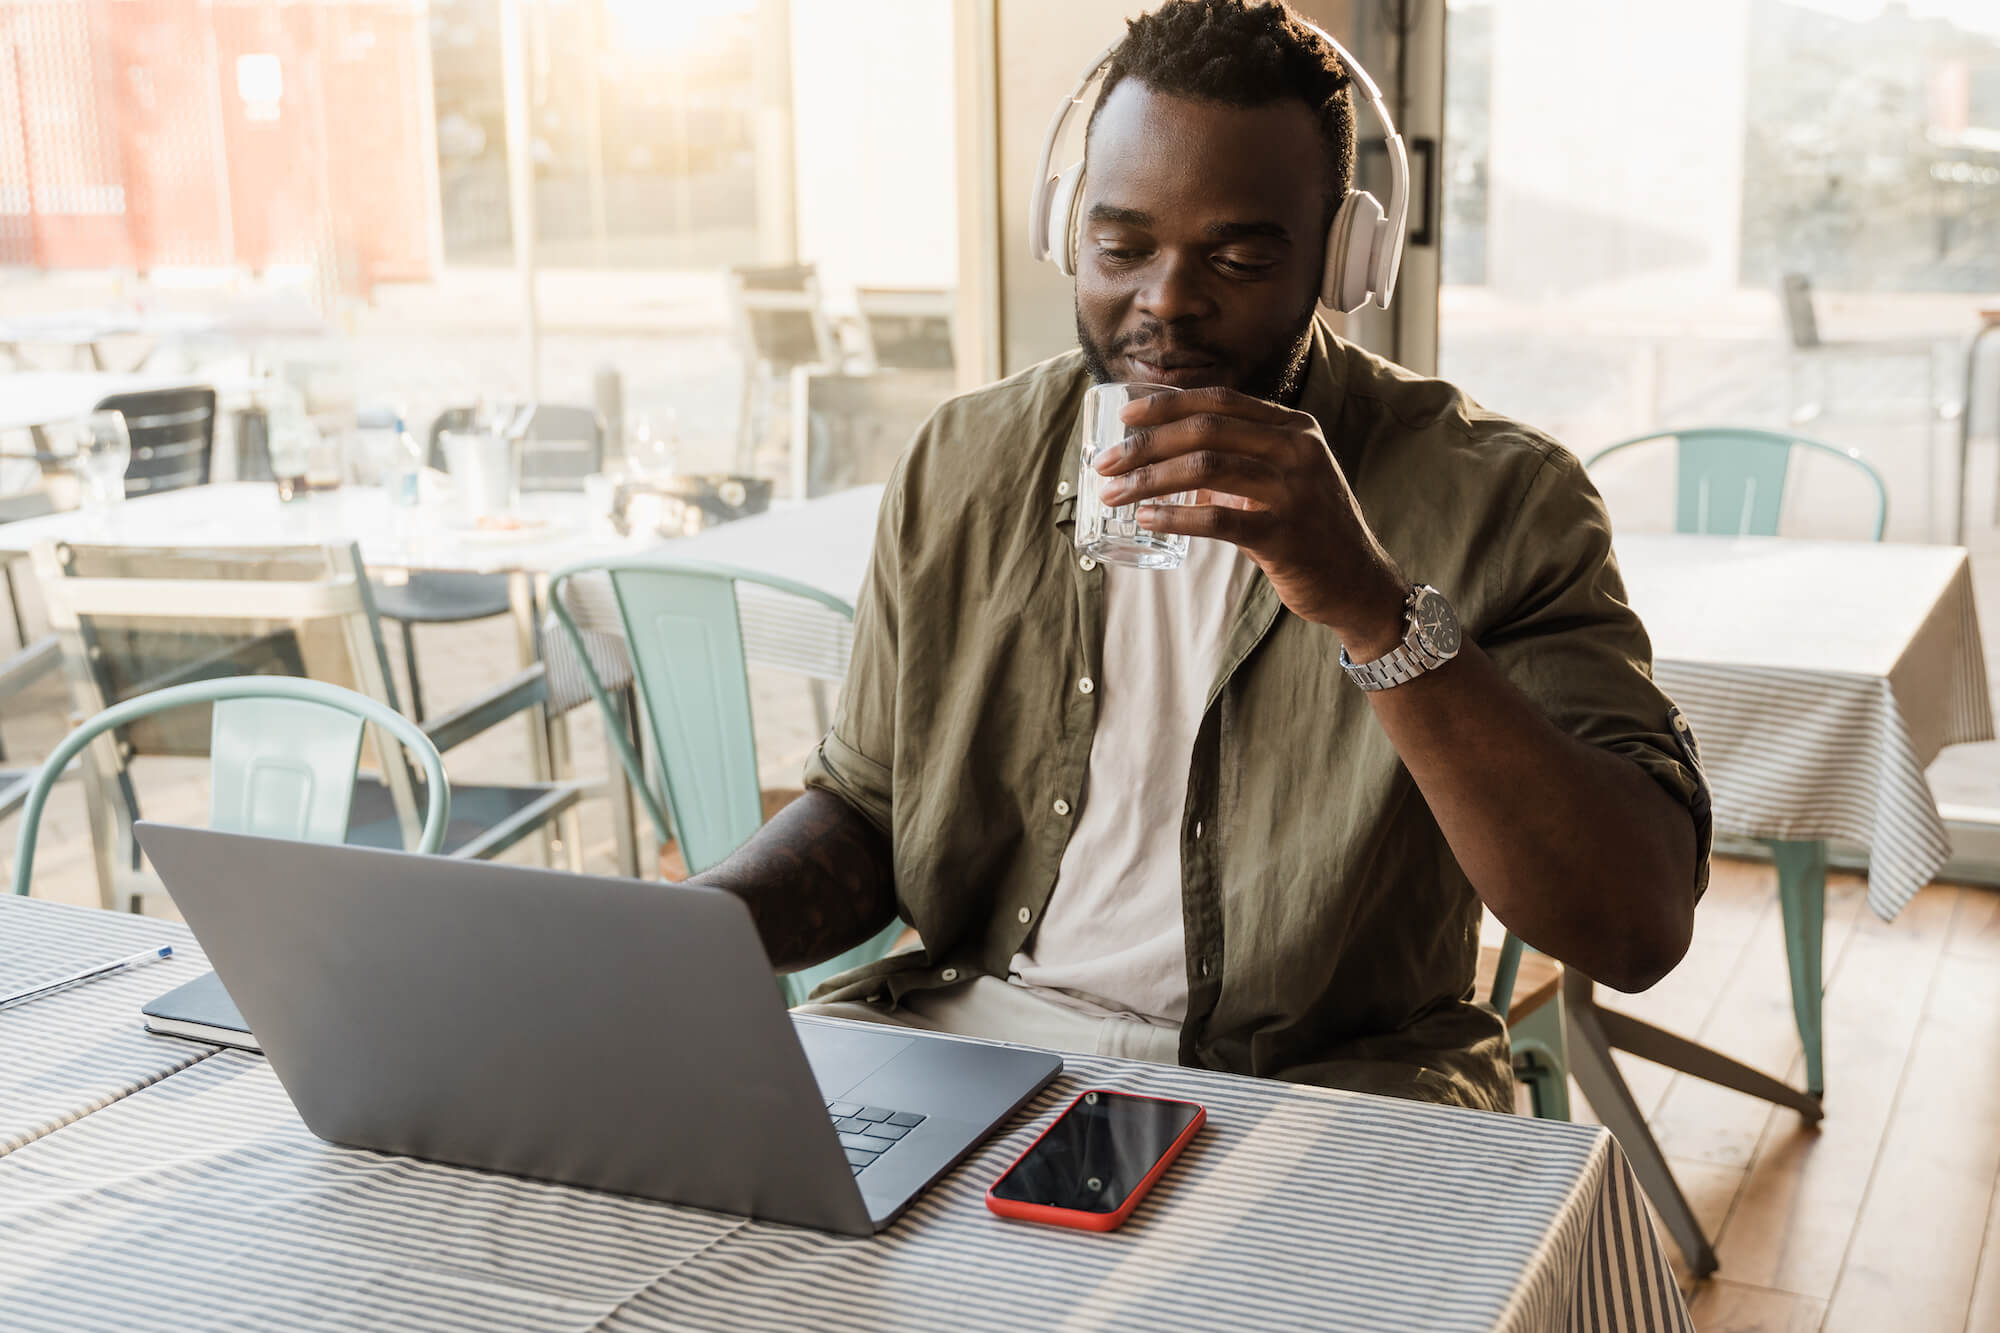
[1619,533,1992,921]
[1559,533,1993,1276]
[0,898,1692,1332]
[0,483,890,874]
[0,898,211,1155]
[0,306,328,372]
[0,371,213,436]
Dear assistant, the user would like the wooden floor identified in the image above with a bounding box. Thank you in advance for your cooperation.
[1569,857,2000,1331]
[11,609,2000,1330]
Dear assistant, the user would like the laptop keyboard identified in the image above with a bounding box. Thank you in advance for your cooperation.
[825,1101,926,1174]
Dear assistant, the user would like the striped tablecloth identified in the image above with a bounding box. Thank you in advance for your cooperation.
[1619,535,1993,920]
[0,897,217,1156]
[0,1028,1691,1331]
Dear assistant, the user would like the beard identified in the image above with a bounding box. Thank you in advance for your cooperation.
[1075,293,1318,406]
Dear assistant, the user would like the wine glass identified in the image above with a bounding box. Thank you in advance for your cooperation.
[627,411,679,483]
[73,411,132,524]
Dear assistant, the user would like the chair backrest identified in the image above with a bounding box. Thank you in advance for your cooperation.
[425,403,605,491]
[1584,427,1887,540]
[517,403,605,492]
[855,286,955,372]
[1780,273,1821,350]
[11,674,449,897]
[550,557,853,872]
[548,555,902,1005]
[28,539,428,901]
[728,264,839,371]
[94,387,216,496]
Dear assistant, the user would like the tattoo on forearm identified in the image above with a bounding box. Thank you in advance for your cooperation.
[689,790,897,973]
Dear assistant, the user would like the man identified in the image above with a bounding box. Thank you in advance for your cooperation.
[695,0,1709,1113]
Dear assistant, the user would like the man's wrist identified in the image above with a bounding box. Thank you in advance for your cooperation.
[1332,570,1411,664]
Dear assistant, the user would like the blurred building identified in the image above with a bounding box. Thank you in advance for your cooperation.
[0,0,439,292]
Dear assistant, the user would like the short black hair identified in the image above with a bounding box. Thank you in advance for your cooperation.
[1088,0,1356,226]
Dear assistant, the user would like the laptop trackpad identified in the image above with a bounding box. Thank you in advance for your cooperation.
[793,1018,915,1099]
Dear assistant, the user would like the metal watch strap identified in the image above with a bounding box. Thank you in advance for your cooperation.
[1339,635,1451,691]
[1339,586,1455,692]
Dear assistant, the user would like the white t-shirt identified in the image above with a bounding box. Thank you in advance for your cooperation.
[1008,535,1258,1024]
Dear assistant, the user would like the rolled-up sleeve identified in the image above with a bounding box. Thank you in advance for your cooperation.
[1479,446,1713,895]
[802,461,907,837]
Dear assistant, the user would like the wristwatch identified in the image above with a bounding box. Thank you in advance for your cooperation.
[1339,584,1462,692]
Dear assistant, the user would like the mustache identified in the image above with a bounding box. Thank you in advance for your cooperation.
[1111,322,1225,359]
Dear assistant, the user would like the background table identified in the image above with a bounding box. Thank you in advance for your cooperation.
[0,371,213,436]
[0,904,1691,1332]
[1618,533,1993,920]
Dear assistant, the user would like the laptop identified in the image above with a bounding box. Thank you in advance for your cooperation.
[134,822,1063,1236]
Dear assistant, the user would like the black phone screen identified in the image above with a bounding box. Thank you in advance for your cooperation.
[989,1091,1200,1214]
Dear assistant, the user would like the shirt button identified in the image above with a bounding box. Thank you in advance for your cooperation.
[1057,481,1070,497]
[941,967,959,983]
[1198,958,1212,978]
[1053,798,1071,816]
[1194,821,1203,839]
[1079,556,1096,571]
[1078,676,1094,695]
[1017,907,1032,924]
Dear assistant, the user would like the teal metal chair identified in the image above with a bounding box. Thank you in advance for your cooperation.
[550,557,905,1005]
[1586,426,1888,1098]
[1586,426,1887,541]
[13,675,451,897]
[1486,930,1569,1120]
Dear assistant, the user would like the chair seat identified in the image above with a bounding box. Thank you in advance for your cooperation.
[346,777,586,860]
[1478,942,1563,1024]
[370,573,513,625]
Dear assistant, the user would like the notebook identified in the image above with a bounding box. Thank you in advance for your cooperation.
[142,970,261,1052]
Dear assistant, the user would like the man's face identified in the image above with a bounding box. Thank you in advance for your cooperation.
[1074,81,1330,404]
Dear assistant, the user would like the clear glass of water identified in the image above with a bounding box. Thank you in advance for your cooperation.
[1075,382,1190,570]
[74,410,131,523]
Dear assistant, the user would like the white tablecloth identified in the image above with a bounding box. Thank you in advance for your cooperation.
[549,485,883,709]
[1618,534,1993,919]
[0,899,1694,1332]
[0,372,216,435]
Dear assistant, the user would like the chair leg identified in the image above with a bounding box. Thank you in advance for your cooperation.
[735,362,759,474]
[3,564,24,652]
[1769,837,1828,1098]
[1564,971,1720,1279]
[398,620,426,722]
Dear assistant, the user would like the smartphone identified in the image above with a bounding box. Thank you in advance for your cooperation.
[985,1089,1205,1232]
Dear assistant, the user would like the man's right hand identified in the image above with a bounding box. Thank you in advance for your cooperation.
[687,788,899,974]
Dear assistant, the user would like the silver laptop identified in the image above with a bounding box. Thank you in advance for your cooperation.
[135,823,1063,1236]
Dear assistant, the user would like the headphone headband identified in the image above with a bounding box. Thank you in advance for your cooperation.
[1027,15,1408,312]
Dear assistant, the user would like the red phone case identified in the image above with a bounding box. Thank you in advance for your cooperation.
[985,1088,1206,1232]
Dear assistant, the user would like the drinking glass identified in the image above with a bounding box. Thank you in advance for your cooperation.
[628,411,678,483]
[1074,382,1190,570]
[73,410,131,523]
[441,429,519,520]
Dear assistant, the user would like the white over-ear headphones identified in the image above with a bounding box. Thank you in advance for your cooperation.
[1026,18,1409,314]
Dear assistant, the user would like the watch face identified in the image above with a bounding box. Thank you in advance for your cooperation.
[1411,587,1461,656]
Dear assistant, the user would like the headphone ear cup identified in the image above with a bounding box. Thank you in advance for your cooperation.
[1047,161,1086,277]
[1321,190,1386,313]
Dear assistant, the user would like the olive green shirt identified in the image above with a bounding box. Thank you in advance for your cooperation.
[804,321,1711,1113]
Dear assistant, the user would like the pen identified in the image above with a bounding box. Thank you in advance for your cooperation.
[0,944,174,1013]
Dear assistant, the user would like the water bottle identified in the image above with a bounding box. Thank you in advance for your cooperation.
[388,418,424,508]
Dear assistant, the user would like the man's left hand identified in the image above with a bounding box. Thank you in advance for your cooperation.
[1097,386,1408,657]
